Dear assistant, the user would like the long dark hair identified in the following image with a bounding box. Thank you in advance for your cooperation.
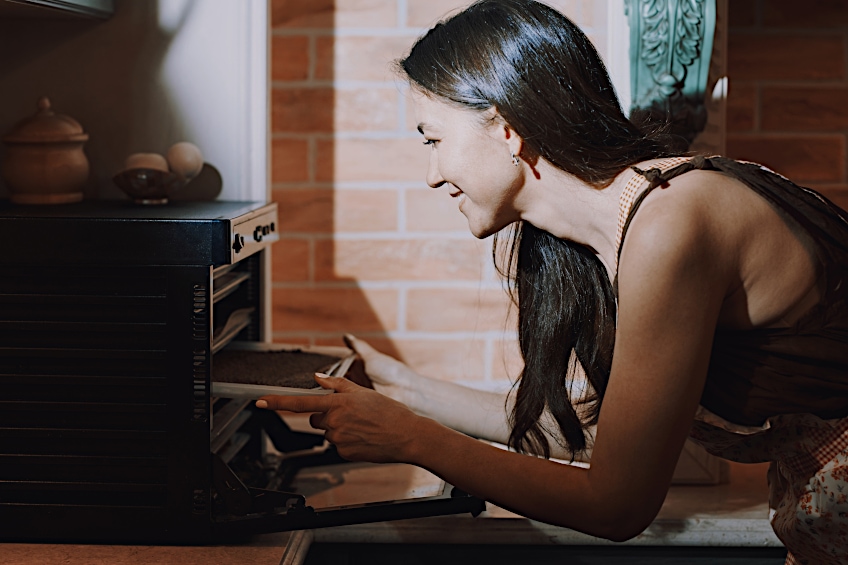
[400,0,675,458]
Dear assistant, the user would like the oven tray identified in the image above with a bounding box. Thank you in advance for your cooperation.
[212,382,334,400]
[212,342,356,400]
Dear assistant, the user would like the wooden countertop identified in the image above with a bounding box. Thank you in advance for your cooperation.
[307,460,782,548]
[0,531,312,565]
[0,459,782,563]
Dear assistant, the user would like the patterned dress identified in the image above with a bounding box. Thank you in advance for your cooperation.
[618,156,848,564]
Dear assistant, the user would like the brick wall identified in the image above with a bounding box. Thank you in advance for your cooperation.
[269,0,848,388]
[727,0,848,210]
[269,0,602,388]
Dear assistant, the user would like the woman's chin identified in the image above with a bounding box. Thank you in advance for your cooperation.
[466,219,499,240]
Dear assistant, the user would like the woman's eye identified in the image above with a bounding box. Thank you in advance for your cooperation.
[422,139,438,146]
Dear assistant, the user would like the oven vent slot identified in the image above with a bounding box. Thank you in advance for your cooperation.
[192,283,210,422]
[0,265,172,510]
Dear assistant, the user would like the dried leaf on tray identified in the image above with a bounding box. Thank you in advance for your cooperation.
[212,349,342,390]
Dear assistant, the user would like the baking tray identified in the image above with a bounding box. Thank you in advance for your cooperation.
[212,342,356,400]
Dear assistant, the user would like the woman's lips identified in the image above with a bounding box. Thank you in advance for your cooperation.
[448,186,465,209]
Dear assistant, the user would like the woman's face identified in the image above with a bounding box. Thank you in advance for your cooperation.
[411,91,523,239]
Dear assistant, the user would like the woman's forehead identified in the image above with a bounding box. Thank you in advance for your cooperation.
[410,92,479,131]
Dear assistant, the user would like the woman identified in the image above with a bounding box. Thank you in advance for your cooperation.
[256,1,848,562]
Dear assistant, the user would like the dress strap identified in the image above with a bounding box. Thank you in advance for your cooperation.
[615,156,693,255]
[612,155,714,297]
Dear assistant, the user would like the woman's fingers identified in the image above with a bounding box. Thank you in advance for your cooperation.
[255,365,421,464]
[255,394,330,412]
[309,411,327,431]
[254,373,364,411]
[343,333,379,360]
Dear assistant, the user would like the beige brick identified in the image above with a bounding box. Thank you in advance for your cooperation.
[271,36,309,81]
[272,0,397,29]
[271,239,310,282]
[406,0,590,30]
[315,335,489,382]
[273,188,334,233]
[273,189,397,233]
[491,338,523,383]
[335,88,398,132]
[726,135,845,184]
[403,94,420,133]
[315,239,486,281]
[542,0,590,25]
[334,189,399,232]
[272,287,399,332]
[336,0,398,28]
[271,139,310,184]
[406,288,515,332]
[316,138,429,183]
[405,187,468,232]
[314,335,404,360]
[272,88,334,133]
[323,36,416,82]
[271,0,331,28]
[406,0,471,27]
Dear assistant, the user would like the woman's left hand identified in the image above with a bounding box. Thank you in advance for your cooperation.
[255,374,424,464]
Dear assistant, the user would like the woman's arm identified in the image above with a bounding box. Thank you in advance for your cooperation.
[345,335,579,459]
[342,335,514,443]
[258,188,732,540]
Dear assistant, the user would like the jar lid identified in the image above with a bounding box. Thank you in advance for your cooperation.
[2,96,89,144]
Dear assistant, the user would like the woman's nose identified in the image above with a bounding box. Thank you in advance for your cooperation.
[426,154,445,188]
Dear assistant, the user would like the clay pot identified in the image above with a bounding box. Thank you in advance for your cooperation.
[1,96,89,204]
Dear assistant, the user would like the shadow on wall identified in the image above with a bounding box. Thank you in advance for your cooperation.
[0,0,232,202]
[269,0,403,360]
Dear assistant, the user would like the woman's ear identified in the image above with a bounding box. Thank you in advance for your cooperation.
[486,108,524,162]
[504,124,524,163]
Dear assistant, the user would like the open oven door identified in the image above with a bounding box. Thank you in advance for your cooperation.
[208,343,486,538]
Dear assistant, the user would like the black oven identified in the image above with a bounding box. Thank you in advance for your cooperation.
[0,200,482,543]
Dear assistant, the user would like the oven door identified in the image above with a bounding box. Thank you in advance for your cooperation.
[208,342,485,537]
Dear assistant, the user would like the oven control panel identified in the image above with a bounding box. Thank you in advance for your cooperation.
[230,204,279,263]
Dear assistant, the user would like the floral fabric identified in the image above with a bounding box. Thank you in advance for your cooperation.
[690,408,848,564]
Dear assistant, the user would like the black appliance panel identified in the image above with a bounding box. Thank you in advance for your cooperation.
[0,200,483,543]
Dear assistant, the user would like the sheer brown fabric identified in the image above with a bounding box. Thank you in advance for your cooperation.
[618,156,848,426]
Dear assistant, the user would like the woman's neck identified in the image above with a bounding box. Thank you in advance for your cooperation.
[515,160,641,278]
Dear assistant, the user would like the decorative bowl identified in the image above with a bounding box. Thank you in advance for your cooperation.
[112,168,187,205]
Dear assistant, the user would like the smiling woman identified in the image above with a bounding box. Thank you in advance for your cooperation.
[257,1,848,562]
[413,94,525,239]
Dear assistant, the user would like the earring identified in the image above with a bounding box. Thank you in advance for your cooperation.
[511,153,520,166]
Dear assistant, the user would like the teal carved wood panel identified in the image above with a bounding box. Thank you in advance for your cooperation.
[626,0,716,147]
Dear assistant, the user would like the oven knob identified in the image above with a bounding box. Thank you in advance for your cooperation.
[253,225,263,242]
[232,233,245,253]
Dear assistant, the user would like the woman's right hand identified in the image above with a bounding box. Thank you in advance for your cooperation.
[342,334,423,408]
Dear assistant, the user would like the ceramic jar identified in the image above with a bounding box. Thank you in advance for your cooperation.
[1,96,90,204]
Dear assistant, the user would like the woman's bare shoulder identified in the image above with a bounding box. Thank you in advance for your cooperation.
[623,167,821,328]
[626,168,763,249]
[622,169,742,258]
